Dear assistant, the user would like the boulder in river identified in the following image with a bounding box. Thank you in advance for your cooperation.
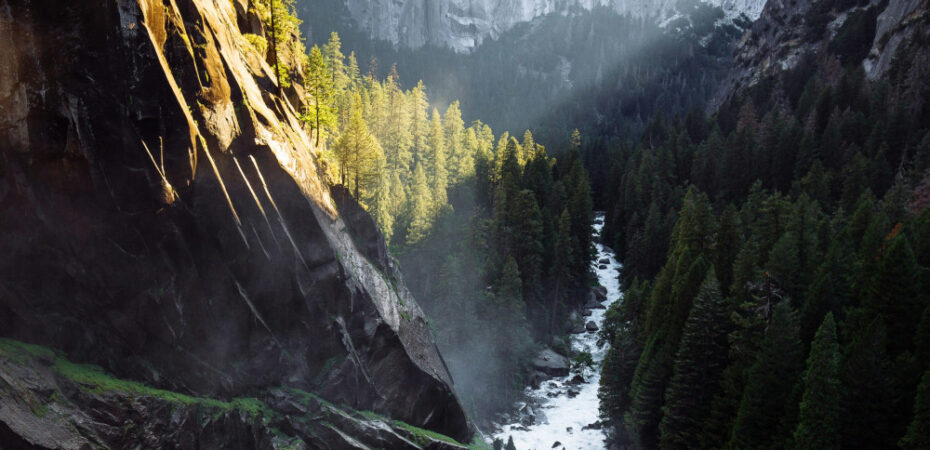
[584,296,601,309]
[593,285,608,300]
[568,373,585,385]
[529,371,549,389]
[586,321,599,332]
[552,441,563,448]
[532,348,571,376]
[598,257,610,264]
[599,264,608,270]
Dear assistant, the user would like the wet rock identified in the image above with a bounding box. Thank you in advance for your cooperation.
[593,285,608,300]
[529,371,550,389]
[583,309,593,317]
[568,374,585,385]
[583,421,603,430]
[532,348,571,377]
[570,321,586,334]
[553,441,563,447]
[598,257,610,264]
[534,409,548,425]
[586,321,599,332]
[599,264,608,269]
[567,388,580,398]
[585,296,605,310]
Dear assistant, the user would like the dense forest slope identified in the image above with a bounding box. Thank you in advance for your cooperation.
[597,0,930,447]
[0,0,473,447]
[303,0,748,155]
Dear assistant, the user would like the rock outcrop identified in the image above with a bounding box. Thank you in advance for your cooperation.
[0,0,470,446]
[531,348,571,376]
[712,0,930,108]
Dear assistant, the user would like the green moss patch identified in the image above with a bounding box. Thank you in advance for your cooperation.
[0,338,265,419]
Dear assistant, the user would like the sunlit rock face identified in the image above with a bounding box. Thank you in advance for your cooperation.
[0,0,470,445]
[344,0,768,52]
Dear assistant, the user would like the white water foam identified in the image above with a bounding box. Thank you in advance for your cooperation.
[493,213,622,449]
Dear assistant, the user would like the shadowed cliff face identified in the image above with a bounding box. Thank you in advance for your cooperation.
[0,0,470,444]
[712,0,930,109]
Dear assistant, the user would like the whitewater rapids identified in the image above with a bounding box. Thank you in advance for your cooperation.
[493,213,622,449]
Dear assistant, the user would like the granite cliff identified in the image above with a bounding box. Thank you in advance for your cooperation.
[0,0,471,447]
[337,0,768,52]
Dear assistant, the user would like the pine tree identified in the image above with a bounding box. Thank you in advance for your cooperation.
[409,81,430,166]
[382,68,413,175]
[521,129,536,166]
[426,108,449,209]
[565,155,595,285]
[406,163,432,245]
[793,313,841,450]
[658,271,730,449]
[303,45,336,147]
[510,190,544,307]
[443,101,469,183]
[494,257,533,379]
[370,172,394,243]
[841,319,901,449]
[549,209,574,337]
[765,231,801,300]
[322,32,346,94]
[713,204,742,296]
[730,301,803,449]
[600,325,642,444]
[256,0,301,90]
[800,232,851,342]
[872,234,922,355]
[333,93,382,199]
[901,369,930,450]
[505,436,517,450]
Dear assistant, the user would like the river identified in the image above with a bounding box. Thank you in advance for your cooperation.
[492,213,621,449]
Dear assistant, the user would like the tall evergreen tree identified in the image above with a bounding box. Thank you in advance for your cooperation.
[334,93,382,199]
[730,301,803,449]
[901,368,930,450]
[841,319,900,449]
[658,271,730,449]
[427,108,449,209]
[793,313,841,450]
[406,163,432,244]
[303,45,336,147]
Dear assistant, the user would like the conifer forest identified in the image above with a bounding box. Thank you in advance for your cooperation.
[1,0,929,449]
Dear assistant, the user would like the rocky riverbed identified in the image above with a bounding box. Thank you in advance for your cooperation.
[493,214,621,449]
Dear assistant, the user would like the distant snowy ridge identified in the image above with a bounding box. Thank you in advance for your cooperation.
[344,0,767,52]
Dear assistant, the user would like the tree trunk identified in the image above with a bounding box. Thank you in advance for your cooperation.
[315,95,321,147]
[269,0,280,93]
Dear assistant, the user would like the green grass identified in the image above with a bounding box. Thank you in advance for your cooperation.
[0,338,266,419]
[392,420,464,447]
[1,339,483,448]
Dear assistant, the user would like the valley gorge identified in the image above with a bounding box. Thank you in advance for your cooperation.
[2,0,930,449]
